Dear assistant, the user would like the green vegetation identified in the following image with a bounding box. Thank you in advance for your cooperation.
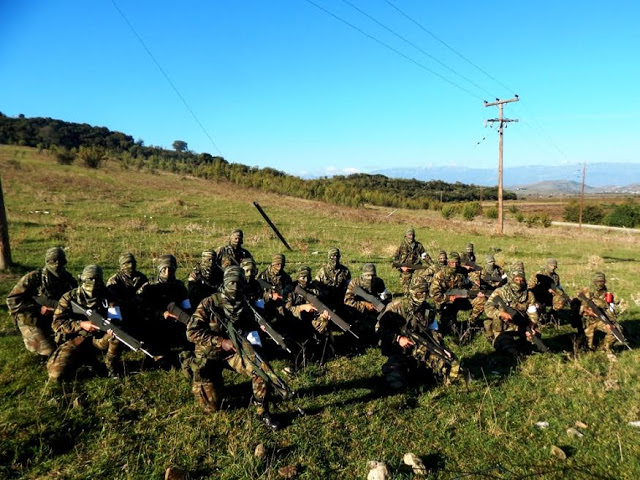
[0,114,516,212]
[603,202,640,228]
[563,201,606,225]
[0,146,639,479]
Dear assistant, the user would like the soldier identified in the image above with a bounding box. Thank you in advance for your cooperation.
[107,252,148,299]
[315,247,351,309]
[187,250,223,308]
[344,263,390,345]
[484,268,541,356]
[392,228,429,295]
[137,254,192,362]
[429,252,483,335]
[217,228,252,269]
[474,255,506,340]
[528,258,568,323]
[47,265,121,380]
[186,266,283,430]
[241,257,270,306]
[258,253,293,318]
[460,243,476,269]
[6,247,77,357]
[411,250,447,293]
[579,272,620,351]
[376,277,461,390]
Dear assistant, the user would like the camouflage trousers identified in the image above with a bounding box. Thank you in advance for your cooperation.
[584,319,616,351]
[15,312,55,357]
[188,352,269,414]
[492,331,528,356]
[47,334,121,381]
[382,349,459,390]
[400,272,413,296]
[437,298,483,333]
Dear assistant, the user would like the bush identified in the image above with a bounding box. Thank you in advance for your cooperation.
[508,204,520,214]
[441,204,458,219]
[515,213,525,223]
[53,147,75,165]
[563,200,605,224]
[603,203,640,228]
[77,146,106,168]
[485,206,498,219]
[525,215,539,227]
[462,202,482,221]
[540,214,552,228]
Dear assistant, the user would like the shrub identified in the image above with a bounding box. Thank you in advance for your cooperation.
[563,200,605,224]
[603,203,640,228]
[53,147,75,165]
[508,204,520,214]
[441,204,458,219]
[515,213,525,223]
[525,215,538,227]
[540,214,552,228]
[77,146,106,168]
[462,202,482,221]
[485,206,498,219]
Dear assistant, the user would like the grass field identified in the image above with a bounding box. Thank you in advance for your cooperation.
[1,145,639,479]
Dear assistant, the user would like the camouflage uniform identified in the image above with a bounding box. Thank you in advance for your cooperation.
[286,267,330,336]
[528,258,567,314]
[485,269,540,356]
[6,247,77,356]
[469,255,505,338]
[429,252,483,333]
[241,257,271,306]
[106,253,148,326]
[376,277,460,390]
[344,263,389,344]
[187,250,223,308]
[216,228,253,269]
[258,253,293,317]
[411,250,446,294]
[186,267,281,429]
[315,247,351,309]
[392,228,429,295]
[579,273,618,351]
[460,243,476,268]
[47,265,121,380]
[137,255,192,359]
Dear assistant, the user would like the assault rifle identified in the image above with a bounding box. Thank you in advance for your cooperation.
[294,285,359,339]
[491,296,549,353]
[352,285,387,319]
[577,293,631,350]
[70,301,155,359]
[461,260,482,272]
[225,319,304,414]
[166,301,192,324]
[444,288,492,300]
[247,303,292,354]
[392,261,429,271]
[256,278,292,300]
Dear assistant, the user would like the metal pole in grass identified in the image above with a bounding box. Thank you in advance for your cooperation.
[0,176,12,269]
[484,96,519,235]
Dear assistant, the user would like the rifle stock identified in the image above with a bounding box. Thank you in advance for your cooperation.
[352,286,385,313]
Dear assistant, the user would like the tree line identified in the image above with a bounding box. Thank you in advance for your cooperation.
[0,113,516,209]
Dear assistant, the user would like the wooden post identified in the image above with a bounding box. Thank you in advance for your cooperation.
[0,176,12,270]
[484,96,519,235]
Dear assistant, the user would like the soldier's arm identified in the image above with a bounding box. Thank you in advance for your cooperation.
[6,271,41,314]
[52,293,84,334]
[525,292,540,327]
[429,275,446,306]
[527,272,539,290]
[484,290,503,320]
[185,300,226,349]
[344,283,367,313]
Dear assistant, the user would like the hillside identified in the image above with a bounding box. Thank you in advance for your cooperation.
[0,146,639,479]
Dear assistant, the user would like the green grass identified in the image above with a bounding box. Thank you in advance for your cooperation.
[1,146,639,479]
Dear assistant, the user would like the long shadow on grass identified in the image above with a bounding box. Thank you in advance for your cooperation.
[444,460,616,480]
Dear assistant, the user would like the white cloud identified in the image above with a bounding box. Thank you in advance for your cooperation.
[324,166,362,176]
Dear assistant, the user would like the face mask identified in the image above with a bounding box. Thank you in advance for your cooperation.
[200,258,214,277]
[230,234,242,248]
[410,291,427,309]
[224,280,240,301]
[329,255,339,268]
[298,275,309,289]
[82,277,103,298]
[243,266,255,282]
[362,273,375,290]
[510,278,526,292]
[159,267,176,283]
[121,261,136,277]
[46,260,65,276]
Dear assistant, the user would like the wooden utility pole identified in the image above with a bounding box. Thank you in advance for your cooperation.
[0,176,12,270]
[578,163,586,228]
[484,96,519,235]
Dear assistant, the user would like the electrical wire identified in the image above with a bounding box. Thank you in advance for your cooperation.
[110,0,223,156]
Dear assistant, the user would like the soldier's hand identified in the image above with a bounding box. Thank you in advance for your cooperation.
[448,295,460,303]
[477,292,486,298]
[397,336,415,348]
[364,302,376,311]
[105,329,115,340]
[40,305,54,315]
[221,339,235,352]
[499,311,512,321]
[271,292,282,301]
[319,310,330,320]
[163,310,178,320]
[401,266,410,273]
[79,320,100,332]
[584,307,597,317]
[300,303,316,313]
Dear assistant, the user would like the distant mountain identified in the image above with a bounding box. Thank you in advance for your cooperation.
[371,163,640,188]
[509,180,597,195]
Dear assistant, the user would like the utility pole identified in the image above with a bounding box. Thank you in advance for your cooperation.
[484,96,519,235]
[0,176,12,270]
[578,162,586,228]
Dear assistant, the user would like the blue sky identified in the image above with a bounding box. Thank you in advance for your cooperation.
[2,1,639,177]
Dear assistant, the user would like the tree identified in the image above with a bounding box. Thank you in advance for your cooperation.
[172,140,188,152]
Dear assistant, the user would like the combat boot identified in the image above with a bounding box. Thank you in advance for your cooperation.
[259,412,281,431]
[192,382,220,413]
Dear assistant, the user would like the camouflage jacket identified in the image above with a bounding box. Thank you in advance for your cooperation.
[285,281,325,320]
[107,270,148,303]
[460,252,476,266]
[393,240,427,267]
[377,297,434,355]
[187,265,223,308]
[52,287,118,343]
[7,268,77,315]
[411,263,444,288]
[485,285,539,333]
[468,264,505,289]
[344,276,387,314]
[216,244,252,270]
[186,292,256,359]
[528,269,562,306]
[257,268,293,295]
[429,267,470,308]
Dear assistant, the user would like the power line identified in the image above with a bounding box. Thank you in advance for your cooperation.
[384,0,516,96]
[301,0,485,100]
[110,0,223,156]
[340,0,496,98]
